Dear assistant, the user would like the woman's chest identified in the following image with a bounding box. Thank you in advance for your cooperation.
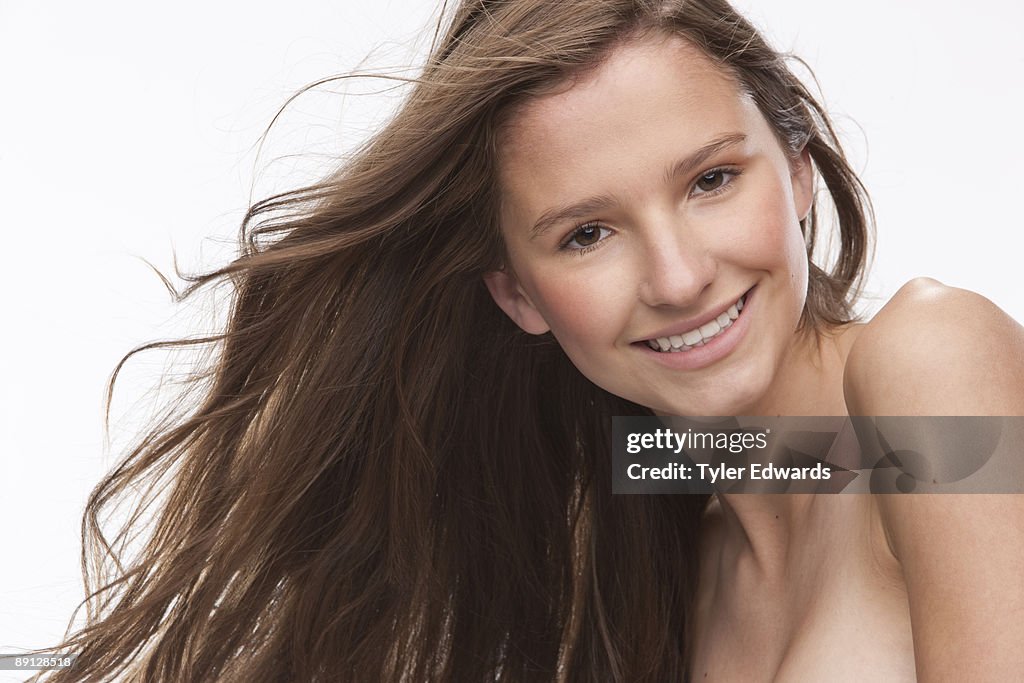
[690,586,916,681]
[689,500,917,681]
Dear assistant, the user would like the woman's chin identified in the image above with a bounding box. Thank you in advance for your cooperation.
[649,378,768,417]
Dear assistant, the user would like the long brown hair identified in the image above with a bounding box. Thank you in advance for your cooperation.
[41,1,870,680]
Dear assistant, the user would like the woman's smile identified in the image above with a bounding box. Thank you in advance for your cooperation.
[636,287,748,350]
[632,285,755,371]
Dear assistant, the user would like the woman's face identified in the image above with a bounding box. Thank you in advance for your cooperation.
[486,34,814,416]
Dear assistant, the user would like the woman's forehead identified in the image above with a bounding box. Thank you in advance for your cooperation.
[496,34,773,224]
[498,34,761,162]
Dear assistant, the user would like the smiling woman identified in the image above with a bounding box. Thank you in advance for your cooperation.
[32,0,1024,681]
[488,36,823,416]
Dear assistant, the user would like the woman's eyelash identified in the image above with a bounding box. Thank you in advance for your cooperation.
[690,166,742,197]
[559,222,612,255]
[557,166,742,255]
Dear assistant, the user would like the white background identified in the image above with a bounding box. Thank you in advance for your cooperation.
[2,0,1022,669]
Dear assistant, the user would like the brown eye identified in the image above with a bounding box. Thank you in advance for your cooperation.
[575,224,600,246]
[695,170,725,193]
[565,223,606,250]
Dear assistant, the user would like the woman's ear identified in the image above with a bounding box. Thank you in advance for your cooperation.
[483,269,551,335]
[790,146,814,222]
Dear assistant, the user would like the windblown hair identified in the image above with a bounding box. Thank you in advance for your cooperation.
[41,0,870,680]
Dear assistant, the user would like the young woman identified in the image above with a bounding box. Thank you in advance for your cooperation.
[40,0,1024,680]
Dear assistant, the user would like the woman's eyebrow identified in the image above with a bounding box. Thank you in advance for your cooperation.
[663,132,748,184]
[528,132,747,241]
[529,194,617,240]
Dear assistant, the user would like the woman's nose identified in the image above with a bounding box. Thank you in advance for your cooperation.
[636,226,717,308]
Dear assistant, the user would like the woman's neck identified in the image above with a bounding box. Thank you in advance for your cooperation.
[708,321,865,576]
[745,322,862,417]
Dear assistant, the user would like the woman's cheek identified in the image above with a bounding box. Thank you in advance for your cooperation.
[743,183,806,270]
[531,265,628,342]
[768,205,811,316]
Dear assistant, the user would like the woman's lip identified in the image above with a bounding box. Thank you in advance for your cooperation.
[633,286,754,344]
[631,286,754,371]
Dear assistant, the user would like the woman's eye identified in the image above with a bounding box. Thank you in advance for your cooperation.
[563,223,610,251]
[692,168,739,196]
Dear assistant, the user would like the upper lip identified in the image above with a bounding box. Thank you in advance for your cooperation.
[633,288,751,343]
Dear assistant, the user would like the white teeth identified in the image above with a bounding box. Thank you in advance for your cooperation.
[644,292,748,353]
[698,320,721,338]
[681,329,703,346]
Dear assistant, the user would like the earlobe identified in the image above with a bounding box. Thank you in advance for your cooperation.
[483,269,551,335]
[791,147,814,222]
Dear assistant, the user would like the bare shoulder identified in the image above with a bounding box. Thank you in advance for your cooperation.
[845,279,1024,677]
[843,277,1024,416]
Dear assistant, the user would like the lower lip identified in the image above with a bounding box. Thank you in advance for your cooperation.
[632,287,755,371]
